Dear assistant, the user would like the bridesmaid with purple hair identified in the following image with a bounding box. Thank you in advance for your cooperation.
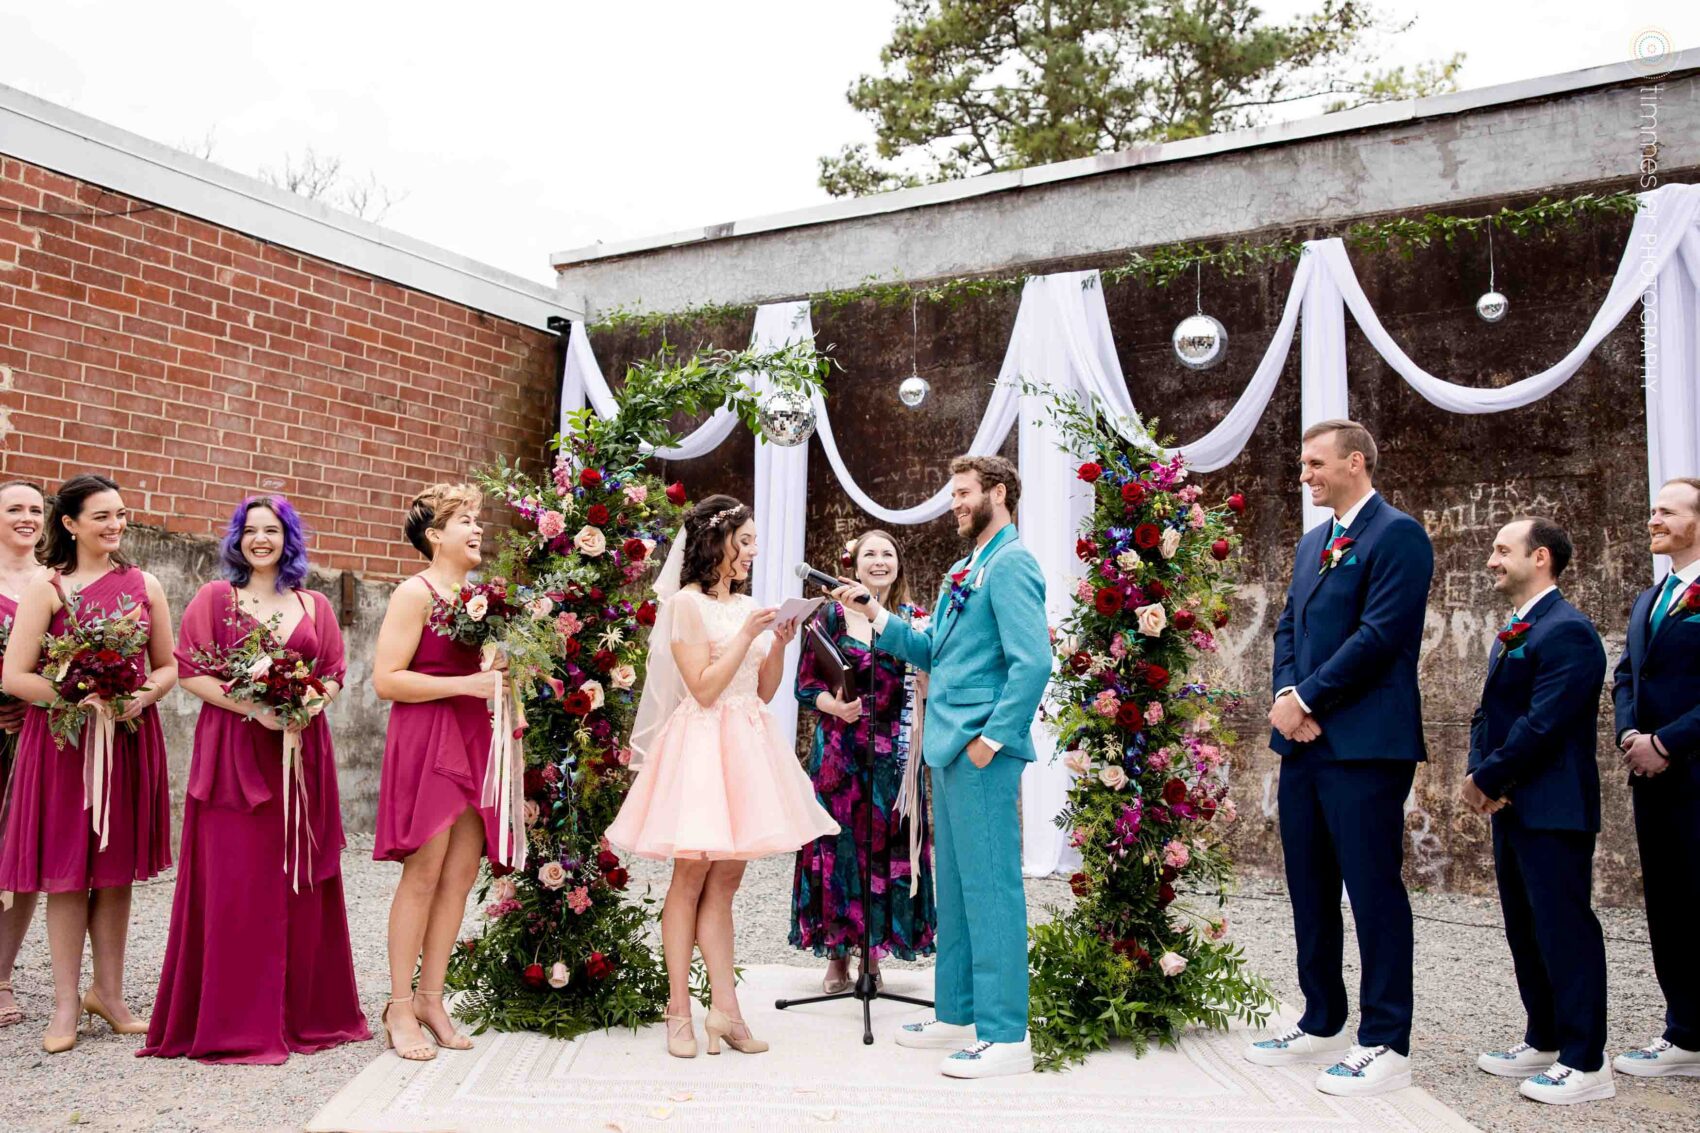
[139,495,370,1064]
[0,473,177,1054]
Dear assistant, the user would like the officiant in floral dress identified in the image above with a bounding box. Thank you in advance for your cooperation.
[790,530,936,992]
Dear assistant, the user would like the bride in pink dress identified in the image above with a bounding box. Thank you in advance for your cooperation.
[608,495,837,1059]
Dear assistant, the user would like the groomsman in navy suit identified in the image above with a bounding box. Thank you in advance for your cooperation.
[1464,518,1612,1105]
[1244,419,1432,1097]
[1610,477,1700,1079]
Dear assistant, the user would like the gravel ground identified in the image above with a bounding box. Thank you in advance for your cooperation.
[3,845,1696,1132]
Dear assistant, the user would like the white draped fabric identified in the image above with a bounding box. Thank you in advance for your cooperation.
[555,181,1700,874]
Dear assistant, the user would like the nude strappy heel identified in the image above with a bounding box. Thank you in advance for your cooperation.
[381,997,436,1062]
[705,1007,768,1055]
[665,1012,698,1058]
[413,989,474,1051]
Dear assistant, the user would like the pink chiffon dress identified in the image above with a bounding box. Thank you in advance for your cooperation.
[139,581,369,1063]
[607,590,838,861]
[372,577,504,867]
[0,567,172,893]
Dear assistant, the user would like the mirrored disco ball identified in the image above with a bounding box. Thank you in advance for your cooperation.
[1172,314,1228,370]
[756,387,816,447]
[898,373,931,408]
[1475,290,1509,323]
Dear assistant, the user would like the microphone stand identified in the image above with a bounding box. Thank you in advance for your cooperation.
[776,600,933,1044]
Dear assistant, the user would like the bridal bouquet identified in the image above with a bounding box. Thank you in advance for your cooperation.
[42,598,151,747]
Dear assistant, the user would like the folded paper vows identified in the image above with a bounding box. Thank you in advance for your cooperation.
[773,595,825,628]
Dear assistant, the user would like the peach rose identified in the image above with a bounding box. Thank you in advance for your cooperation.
[1099,765,1129,791]
[581,680,605,710]
[466,594,489,621]
[548,961,570,988]
[1160,528,1182,559]
[1134,603,1167,637]
[492,877,517,904]
[1158,951,1188,977]
[610,664,636,690]
[537,861,568,890]
[573,526,607,557]
[523,799,541,828]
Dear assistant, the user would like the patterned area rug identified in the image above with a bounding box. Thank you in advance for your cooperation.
[308,965,1477,1133]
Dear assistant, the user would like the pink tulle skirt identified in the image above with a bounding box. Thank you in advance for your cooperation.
[607,695,838,861]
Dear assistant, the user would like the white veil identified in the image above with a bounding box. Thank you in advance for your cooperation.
[627,527,687,769]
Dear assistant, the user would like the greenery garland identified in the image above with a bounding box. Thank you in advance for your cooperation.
[587,190,1639,334]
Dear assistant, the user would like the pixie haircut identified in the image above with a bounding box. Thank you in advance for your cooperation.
[222,495,310,591]
[405,483,483,561]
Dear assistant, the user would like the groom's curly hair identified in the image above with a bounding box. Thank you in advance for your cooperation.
[950,454,1020,512]
[679,494,753,596]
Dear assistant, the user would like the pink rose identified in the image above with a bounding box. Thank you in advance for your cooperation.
[1220,798,1238,824]
[523,799,541,828]
[548,961,570,988]
[1062,750,1093,776]
[617,746,633,767]
[538,861,568,890]
[623,484,648,505]
[556,611,584,637]
[580,680,605,710]
[1159,528,1182,560]
[1144,701,1164,726]
[537,510,566,540]
[1162,839,1190,869]
[566,886,592,914]
[573,525,607,557]
[1134,603,1167,638]
[1099,765,1129,791]
[610,664,636,690]
[492,878,517,904]
[1158,951,1188,977]
[527,596,554,619]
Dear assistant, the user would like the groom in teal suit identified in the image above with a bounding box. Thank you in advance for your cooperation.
[833,455,1051,1079]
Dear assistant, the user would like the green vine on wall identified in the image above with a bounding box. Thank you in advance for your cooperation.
[587,189,1640,334]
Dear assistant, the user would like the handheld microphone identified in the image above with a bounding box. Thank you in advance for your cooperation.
[794,562,870,603]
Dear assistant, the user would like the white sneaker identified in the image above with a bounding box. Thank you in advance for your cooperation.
[894,1017,976,1050]
[939,1035,1034,1079]
[1613,1037,1700,1077]
[1315,1045,1413,1097]
[1476,1040,1559,1077]
[1244,1024,1351,1066]
[1519,1062,1616,1104]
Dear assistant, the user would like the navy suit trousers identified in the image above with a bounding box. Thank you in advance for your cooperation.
[1492,819,1607,1070]
[1278,756,1415,1054]
[1632,772,1700,1049]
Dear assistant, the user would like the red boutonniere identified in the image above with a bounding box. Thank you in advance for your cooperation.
[1319,536,1355,575]
[1497,620,1532,654]
[1679,581,1700,618]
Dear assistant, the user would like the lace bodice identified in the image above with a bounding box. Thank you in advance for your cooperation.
[685,591,771,706]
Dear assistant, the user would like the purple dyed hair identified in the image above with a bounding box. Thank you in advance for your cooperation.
[221,495,310,591]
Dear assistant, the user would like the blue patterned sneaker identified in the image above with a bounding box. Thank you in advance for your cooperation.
[1613,1037,1700,1078]
[1244,1025,1351,1067]
[1476,1041,1558,1077]
[939,1036,1034,1079]
[1314,1044,1413,1097]
[893,1017,975,1050]
[1518,1062,1616,1104]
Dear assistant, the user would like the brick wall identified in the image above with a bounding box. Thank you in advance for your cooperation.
[0,156,559,578]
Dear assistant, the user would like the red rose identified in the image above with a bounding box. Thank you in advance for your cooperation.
[1094,588,1124,617]
[586,503,610,525]
[1075,537,1098,562]
[562,691,593,716]
[623,537,648,561]
[635,601,657,627]
[592,649,618,673]
[1160,864,1179,883]
[524,768,547,796]
[579,468,602,489]
[1173,608,1197,631]
[1158,883,1177,906]
[1144,664,1170,689]
[1115,702,1143,730]
[1068,872,1090,897]
[1146,579,1168,601]
[665,481,687,506]
[564,639,582,658]
[1078,462,1103,483]
[1134,524,1161,550]
[590,587,605,601]
[604,867,629,890]
[585,951,613,980]
[1212,608,1229,628]
[1210,538,1231,561]
[1121,482,1146,506]
[1227,492,1246,514]
[1197,797,1218,821]
[522,962,546,988]
[596,849,621,872]
[1068,650,1093,675]
[1162,778,1188,806]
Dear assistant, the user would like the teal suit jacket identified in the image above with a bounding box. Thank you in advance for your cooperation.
[875,524,1051,769]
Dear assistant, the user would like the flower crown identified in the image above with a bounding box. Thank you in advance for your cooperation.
[707,506,744,528]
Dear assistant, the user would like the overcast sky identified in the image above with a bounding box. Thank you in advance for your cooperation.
[3,1,1694,284]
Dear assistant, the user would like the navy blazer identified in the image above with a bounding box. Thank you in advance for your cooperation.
[1270,493,1434,761]
[1468,591,1606,831]
[1611,574,1700,784]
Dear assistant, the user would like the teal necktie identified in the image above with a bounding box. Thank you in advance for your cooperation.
[1650,573,1685,637]
[1330,520,1346,543]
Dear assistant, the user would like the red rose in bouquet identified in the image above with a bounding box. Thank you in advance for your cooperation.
[586,503,610,526]
[522,962,546,988]
[1094,588,1124,617]
[635,601,658,626]
[596,849,621,872]
[1068,650,1093,675]
[592,649,618,673]
[1212,608,1230,628]
[1162,778,1188,806]
[1146,579,1168,600]
[1134,524,1161,550]
[1226,492,1246,514]
[1114,702,1143,730]
[1077,462,1103,483]
[1172,608,1197,631]
[604,867,629,890]
[1075,537,1098,562]
[1121,482,1147,507]
[1142,663,1171,689]
[1210,538,1231,561]
[585,951,613,980]
[665,481,687,505]
[1068,872,1090,897]
[579,468,602,489]
[1158,883,1177,906]
[622,537,648,561]
[564,638,582,658]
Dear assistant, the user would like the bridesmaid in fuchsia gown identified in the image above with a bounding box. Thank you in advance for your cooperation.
[371,483,504,1062]
[139,496,368,1064]
[0,474,177,1055]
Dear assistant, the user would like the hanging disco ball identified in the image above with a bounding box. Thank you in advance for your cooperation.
[1172,313,1228,371]
[1475,290,1509,323]
[756,386,816,447]
[898,373,931,408]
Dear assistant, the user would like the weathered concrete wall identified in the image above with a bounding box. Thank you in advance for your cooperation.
[123,525,394,834]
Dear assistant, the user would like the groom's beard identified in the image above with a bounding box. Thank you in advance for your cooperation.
[961,497,995,542]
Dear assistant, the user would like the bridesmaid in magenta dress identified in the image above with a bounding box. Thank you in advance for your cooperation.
[0,473,177,1054]
[371,483,503,1061]
[0,480,49,1030]
[139,495,370,1063]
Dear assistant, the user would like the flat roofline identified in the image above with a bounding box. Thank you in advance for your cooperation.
[551,49,1694,270]
[0,82,581,329]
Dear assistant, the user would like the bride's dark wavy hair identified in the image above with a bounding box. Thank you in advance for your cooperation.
[678,494,753,596]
